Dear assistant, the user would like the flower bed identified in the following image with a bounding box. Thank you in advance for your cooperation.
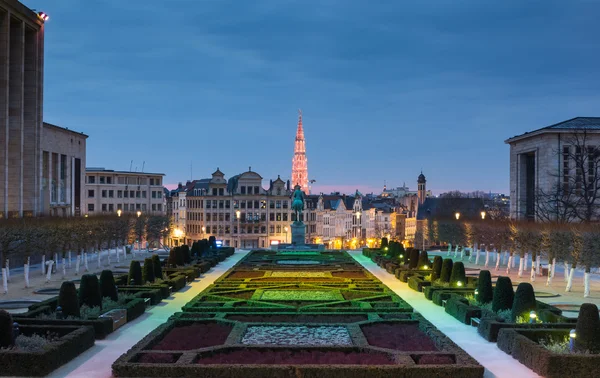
[0,324,95,376]
[259,290,344,301]
[276,260,321,265]
[497,328,598,378]
[361,322,438,351]
[269,271,331,278]
[241,325,352,346]
[148,322,233,350]
[227,271,265,279]
[225,314,369,323]
[331,271,366,278]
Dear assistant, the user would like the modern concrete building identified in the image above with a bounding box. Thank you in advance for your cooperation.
[84,168,166,216]
[505,117,600,221]
[0,1,45,218]
[40,122,87,216]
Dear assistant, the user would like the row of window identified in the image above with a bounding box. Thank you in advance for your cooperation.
[87,176,162,186]
[87,189,163,199]
[189,186,288,197]
[87,203,163,212]
[186,223,316,236]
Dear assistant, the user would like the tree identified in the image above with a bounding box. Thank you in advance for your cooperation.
[579,227,600,297]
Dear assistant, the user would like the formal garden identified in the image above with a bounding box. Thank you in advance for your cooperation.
[0,214,235,376]
[364,233,600,378]
[112,249,484,378]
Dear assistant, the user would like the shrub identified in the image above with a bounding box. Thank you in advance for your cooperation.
[492,276,514,312]
[152,254,163,280]
[181,245,191,264]
[209,236,217,249]
[191,242,200,258]
[58,281,80,318]
[431,256,443,281]
[176,247,186,266]
[143,258,155,283]
[476,270,493,304]
[417,250,430,269]
[128,260,143,285]
[439,259,453,283]
[575,303,600,353]
[200,239,210,256]
[79,274,102,309]
[167,247,179,267]
[0,309,13,348]
[511,282,537,322]
[380,237,388,249]
[449,262,466,287]
[408,249,420,269]
[99,270,118,302]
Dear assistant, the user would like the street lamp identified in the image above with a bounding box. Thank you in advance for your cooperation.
[201,226,205,239]
[117,209,122,217]
[356,211,361,242]
[137,210,142,218]
[481,211,486,220]
[236,210,241,248]
[284,226,288,244]
[455,212,460,220]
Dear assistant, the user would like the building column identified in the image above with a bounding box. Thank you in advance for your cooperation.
[0,10,9,218]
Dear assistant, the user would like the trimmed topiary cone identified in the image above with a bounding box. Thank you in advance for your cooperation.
[181,245,191,264]
[59,281,80,318]
[439,259,453,283]
[79,274,102,309]
[99,270,118,301]
[476,270,493,304]
[408,249,420,269]
[128,260,143,285]
[380,237,389,249]
[449,262,466,287]
[209,236,217,249]
[143,258,155,283]
[431,256,443,281]
[176,247,185,266]
[492,276,514,312]
[167,247,178,267]
[152,254,163,280]
[417,250,430,269]
[575,303,600,353]
[511,282,537,321]
[0,309,14,348]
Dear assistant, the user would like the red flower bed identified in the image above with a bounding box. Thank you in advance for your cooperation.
[136,353,180,363]
[150,323,233,351]
[332,271,366,278]
[228,271,265,279]
[361,323,439,351]
[414,354,456,365]
[196,348,394,365]
[225,314,368,323]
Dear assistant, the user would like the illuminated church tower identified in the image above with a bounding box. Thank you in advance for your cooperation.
[292,109,309,193]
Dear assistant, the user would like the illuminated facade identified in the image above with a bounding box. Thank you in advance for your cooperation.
[291,109,309,193]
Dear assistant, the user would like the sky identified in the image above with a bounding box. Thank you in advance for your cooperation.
[25,0,600,195]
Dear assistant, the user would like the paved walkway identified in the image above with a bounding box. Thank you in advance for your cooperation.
[44,250,248,378]
[349,251,541,378]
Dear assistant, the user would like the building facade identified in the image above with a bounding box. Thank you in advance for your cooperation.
[505,117,600,221]
[0,1,45,218]
[40,122,87,216]
[84,168,166,216]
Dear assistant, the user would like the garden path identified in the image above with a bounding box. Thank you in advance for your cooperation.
[350,251,542,378]
[42,250,249,378]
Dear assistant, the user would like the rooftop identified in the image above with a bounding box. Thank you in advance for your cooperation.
[86,168,165,176]
[505,117,600,143]
[43,122,89,138]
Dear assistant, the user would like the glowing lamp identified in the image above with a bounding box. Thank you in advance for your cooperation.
[117,209,122,217]
[236,210,241,219]
[136,210,142,217]
[38,12,49,21]
[456,281,463,287]
[455,212,460,220]
[384,247,388,251]
[569,329,576,351]
[173,228,183,238]
[529,311,537,324]
[423,265,429,269]
[481,211,486,220]
[474,289,479,296]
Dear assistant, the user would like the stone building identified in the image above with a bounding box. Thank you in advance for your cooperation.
[505,117,600,221]
[0,1,45,218]
[40,122,87,216]
[84,168,165,216]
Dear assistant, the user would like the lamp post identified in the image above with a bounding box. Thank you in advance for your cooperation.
[117,209,122,217]
[201,226,205,239]
[137,210,142,218]
[455,212,460,220]
[356,211,361,245]
[481,211,486,220]
[284,226,288,244]
[236,210,241,248]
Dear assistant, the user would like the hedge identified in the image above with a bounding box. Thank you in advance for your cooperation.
[497,328,599,378]
[445,294,481,324]
[407,275,431,292]
[0,324,95,376]
[12,315,114,339]
[477,308,573,342]
[117,287,164,305]
[398,269,431,283]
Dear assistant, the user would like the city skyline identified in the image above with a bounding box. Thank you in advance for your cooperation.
[24,0,600,195]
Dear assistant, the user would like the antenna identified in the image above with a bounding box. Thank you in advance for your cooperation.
[141,161,145,173]
[129,160,133,171]
[190,161,193,181]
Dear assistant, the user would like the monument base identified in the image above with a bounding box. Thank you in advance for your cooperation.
[291,222,306,245]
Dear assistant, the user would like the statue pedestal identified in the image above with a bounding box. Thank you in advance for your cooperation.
[291,223,306,246]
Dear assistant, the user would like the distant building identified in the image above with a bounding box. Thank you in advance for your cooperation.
[291,110,309,193]
[84,168,165,216]
[40,123,87,216]
[505,117,600,221]
[0,2,45,217]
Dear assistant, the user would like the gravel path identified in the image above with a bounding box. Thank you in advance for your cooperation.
[241,325,353,346]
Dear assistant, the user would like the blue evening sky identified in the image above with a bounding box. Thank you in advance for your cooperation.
[25,0,600,195]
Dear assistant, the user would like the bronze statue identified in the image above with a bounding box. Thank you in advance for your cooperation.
[291,185,305,223]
